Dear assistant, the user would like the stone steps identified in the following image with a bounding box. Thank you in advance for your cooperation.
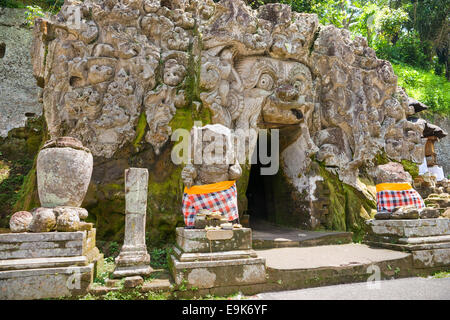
[0,256,88,271]
[250,219,353,249]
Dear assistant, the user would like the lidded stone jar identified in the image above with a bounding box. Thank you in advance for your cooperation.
[37,137,93,207]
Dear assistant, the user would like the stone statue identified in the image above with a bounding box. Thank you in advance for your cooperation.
[181,124,242,227]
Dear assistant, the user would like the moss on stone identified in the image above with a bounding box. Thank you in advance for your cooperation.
[133,111,148,149]
[401,159,419,179]
[317,163,376,241]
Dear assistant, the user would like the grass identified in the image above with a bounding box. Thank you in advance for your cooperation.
[0,158,34,227]
[392,62,450,116]
[431,270,450,279]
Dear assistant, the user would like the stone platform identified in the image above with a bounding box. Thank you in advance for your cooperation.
[364,218,450,269]
[0,229,103,299]
[169,227,266,292]
[251,219,353,249]
[256,244,413,292]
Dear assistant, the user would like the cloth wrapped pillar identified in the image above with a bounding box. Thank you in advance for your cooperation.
[376,183,425,213]
[182,180,239,227]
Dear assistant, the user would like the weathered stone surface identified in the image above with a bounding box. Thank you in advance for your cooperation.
[433,116,450,176]
[9,211,33,233]
[374,212,391,220]
[443,208,450,218]
[425,193,450,209]
[419,207,440,219]
[170,254,266,289]
[141,279,172,292]
[0,256,87,271]
[412,248,450,268]
[105,278,120,288]
[28,207,56,233]
[0,8,42,138]
[366,218,450,238]
[373,162,413,184]
[391,205,420,219]
[366,217,450,268]
[54,206,89,220]
[123,276,144,288]
[37,137,93,208]
[176,227,252,253]
[173,246,257,262]
[0,230,99,260]
[56,209,80,232]
[0,264,93,300]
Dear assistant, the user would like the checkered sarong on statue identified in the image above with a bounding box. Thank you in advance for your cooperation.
[376,183,425,213]
[182,181,239,227]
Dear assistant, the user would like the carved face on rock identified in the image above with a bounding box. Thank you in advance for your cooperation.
[236,57,314,127]
[163,59,186,86]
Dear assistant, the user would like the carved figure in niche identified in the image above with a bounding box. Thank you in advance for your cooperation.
[181,124,242,228]
[145,57,186,154]
[218,49,242,108]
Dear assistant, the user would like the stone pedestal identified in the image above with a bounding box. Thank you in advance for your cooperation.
[169,227,266,290]
[112,168,152,278]
[365,218,450,269]
[0,230,103,299]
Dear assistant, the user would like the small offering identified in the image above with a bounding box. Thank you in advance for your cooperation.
[220,223,232,230]
[210,211,223,220]
[232,224,242,229]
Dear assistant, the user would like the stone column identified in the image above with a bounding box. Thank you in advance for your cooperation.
[112,168,153,278]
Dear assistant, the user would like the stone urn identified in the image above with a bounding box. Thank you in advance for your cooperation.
[37,137,93,208]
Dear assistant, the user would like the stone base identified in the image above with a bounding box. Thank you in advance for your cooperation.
[112,264,154,278]
[365,218,450,268]
[175,227,252,253]
[0,230,102,299]
[169,254,266,290]
[169,228,266,290]
[112,250,153,278]
[0,264,93,300]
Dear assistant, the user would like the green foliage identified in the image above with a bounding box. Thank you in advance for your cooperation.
[1,0,25,8]
[149,247,172,269]
[24,5,46,26]
[375,6,408,43]
[432,270,450,279]
[392,62,449,115]
[93,258,115,285]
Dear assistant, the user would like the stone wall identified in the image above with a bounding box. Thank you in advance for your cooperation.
[0,8,43,137]
[434,115,450,177]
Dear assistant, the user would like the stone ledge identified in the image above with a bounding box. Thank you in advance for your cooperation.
[173,246,257,262]
[0,263,93,299]
[169,254,266,289]
[366,218,450,237]
[0,256,87,271]
[175,227,252,253]
[170,255,265,269]
[0,232,84,243]
[141,279,172,292]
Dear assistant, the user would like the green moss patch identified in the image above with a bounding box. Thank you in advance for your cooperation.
[317,163,376,242]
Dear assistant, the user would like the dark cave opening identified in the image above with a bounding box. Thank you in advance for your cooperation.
[245,135,277,224]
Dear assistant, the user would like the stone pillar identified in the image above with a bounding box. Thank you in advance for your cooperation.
[112,168,153,278]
